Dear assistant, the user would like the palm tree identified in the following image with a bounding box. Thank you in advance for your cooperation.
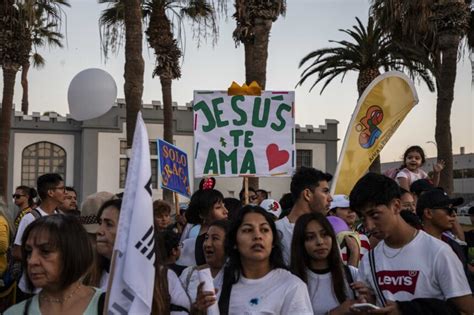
[371,0,472,194]
[297,17,435,173]
[232,0,286,189]
[100,0,216,201]
[0,1,29,201]
[0,0,67,201]
[21,7,65,114]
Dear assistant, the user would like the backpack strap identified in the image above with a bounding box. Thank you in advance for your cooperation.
[369,249,386,307]
[29,209,42,219]
[218,268,233,315]
[170,304,189,313]
[343,264,357,298]
[184,266,198,298]
[97,291,106,314]
[23,296,33,315]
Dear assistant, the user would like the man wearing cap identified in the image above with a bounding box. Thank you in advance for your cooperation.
[276,167,333,266]
[417,189,474,291]
[329,194,371,267]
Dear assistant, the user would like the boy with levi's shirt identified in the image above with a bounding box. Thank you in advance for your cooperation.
[350,173,473,314]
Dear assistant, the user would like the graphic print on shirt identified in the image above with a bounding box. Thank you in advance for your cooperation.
[249,297,260,306]
[377,270,419,294]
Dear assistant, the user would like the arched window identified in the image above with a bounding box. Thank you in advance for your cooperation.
[22,142,66,187]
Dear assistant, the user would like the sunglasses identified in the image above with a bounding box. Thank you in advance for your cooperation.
[12,194,25,199]
[435,207,457,215]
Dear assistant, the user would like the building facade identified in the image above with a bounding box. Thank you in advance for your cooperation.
[7,100,339,205]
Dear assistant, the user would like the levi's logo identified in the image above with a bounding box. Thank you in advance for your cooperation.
[376,270,419,294]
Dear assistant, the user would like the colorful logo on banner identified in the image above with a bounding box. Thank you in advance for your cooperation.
[331,71,418,196]
[193,91,295,177]
[158,139,191,197]
[356,105,384,149]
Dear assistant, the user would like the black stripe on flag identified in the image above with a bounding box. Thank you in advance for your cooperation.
[135,226,155,260]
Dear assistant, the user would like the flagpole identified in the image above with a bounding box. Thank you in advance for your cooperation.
[244,177,249,205]
[104,249,119,314]
[174,192,180,218]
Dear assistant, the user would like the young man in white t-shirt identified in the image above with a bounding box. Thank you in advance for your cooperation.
[275,167,333,265]
[13,173,65,298]
[350,173,473,314]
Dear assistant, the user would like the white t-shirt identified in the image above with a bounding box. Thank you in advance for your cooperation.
[396,168,428,186]
[176,237,197,267]
[275,216,294,266]
[179,266,224,303]
[168,269,191,315]
[306,266,358,315]
[228,268,313,314]
[358,230,471,306]
[14,207,50,246]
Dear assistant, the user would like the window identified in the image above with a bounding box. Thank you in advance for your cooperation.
[119,140,158,188]
[297,150,312,168]
[21,142,66,187]
[120,140,158,155]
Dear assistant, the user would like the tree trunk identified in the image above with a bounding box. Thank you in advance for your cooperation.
[357,68,382,174]
[0,68,17,202]
[21,61,29,115]
[161,76,174,203]
[124,0,144,148]
[243,17,272,190]
[435,33,459,195]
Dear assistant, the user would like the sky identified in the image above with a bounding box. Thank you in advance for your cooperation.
[2,0,473,163]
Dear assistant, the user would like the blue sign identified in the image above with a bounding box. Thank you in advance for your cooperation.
[158,139,191,197]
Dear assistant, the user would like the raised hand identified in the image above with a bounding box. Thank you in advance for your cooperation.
[433,160,445,173]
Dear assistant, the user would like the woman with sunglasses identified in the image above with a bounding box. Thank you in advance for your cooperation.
[196,205,313,314]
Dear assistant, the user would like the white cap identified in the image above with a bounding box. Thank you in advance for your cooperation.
[330,194,350,210]
[260,199,282,218]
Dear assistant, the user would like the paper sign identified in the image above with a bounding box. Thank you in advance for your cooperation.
[193,91,295,177]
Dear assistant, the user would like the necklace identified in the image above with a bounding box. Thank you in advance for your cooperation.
[382,229,418,259]
[40,283,82,304]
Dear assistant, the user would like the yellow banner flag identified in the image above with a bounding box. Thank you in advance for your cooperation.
[331,71,418,196]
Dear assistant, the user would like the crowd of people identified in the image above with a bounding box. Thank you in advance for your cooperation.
[0,145,473,314]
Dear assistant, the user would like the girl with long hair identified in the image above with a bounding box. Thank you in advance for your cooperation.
[196,205,313,314]
[290,212,363,314]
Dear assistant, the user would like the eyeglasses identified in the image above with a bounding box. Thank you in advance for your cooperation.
[12,194,25,199]
[249,195,258,201]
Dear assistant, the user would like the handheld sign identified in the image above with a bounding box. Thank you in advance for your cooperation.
[193,91,296,177]
[158,139,191,197]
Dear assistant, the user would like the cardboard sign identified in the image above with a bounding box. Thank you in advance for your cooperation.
[158,139,191,197]
[193,91,295,177]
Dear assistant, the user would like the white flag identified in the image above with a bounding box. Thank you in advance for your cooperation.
[107,112,155,314]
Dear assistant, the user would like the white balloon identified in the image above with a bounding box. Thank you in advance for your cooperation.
[67,68,117,121]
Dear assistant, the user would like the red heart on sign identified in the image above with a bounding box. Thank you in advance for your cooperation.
[266,144,290,171]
